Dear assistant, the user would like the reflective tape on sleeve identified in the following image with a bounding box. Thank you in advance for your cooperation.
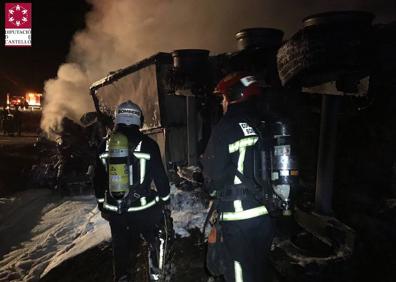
[97,198,105,203]
[99,152,109,169]
[103,203,118,212]
[161,194,170,202]
[99,152,109,159]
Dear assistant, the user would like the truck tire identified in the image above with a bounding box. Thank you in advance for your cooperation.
[277,28,372,87]
[277,11,374,87]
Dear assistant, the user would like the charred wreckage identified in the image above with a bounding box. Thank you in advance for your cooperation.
[33,11,396,282]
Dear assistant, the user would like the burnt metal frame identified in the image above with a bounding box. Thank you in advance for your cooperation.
[315,95,340,215]
[89,52,172,127]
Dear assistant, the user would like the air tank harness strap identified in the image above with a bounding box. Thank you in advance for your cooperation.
[220,169,264,202]
[217,183,256,201]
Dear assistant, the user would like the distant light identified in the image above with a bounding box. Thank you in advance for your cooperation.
[25,92,42,107]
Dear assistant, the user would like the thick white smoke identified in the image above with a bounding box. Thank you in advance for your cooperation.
[41,0,395,135]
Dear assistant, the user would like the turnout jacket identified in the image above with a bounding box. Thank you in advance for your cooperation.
[94,128,170,214]
[202,103,268,220]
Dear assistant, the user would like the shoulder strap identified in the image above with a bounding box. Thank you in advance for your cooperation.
[233,168,254,187]
[229,116,264,187]
[126,134,144,191]
[128,134,143,154]
[244,117,274,198]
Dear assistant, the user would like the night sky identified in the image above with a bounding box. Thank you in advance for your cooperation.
[0,0,91,100]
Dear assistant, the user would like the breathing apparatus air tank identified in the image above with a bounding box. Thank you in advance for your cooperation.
[108,132,130,199]
[270,121,299,215]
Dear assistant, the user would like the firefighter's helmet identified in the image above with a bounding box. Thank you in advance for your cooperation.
[114,100,142,127]
[214,72,263,103]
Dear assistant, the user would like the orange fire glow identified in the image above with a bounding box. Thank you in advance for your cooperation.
[25,92,42,107]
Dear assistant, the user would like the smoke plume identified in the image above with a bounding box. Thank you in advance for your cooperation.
[41,0,395,136]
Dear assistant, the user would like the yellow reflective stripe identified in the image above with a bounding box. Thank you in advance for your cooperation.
[229,137,258,184]
[133,152,150,184]
[237,144,246,170]
[159,238,165,270]
[233,200,243,212]
[135,141,142,152]
[129,165,133,185]
[234,146,246,184]
[234,261,243,282]
[99,152,108,169]
[99,152,109,159]
[221,206,268,221]
[103,203,118,212]
[161,194,170,201]
[103,197,159,213]
[140,158,146,183]
[127,199,157,212]
[133,152,151,160]
[228,137,258,153]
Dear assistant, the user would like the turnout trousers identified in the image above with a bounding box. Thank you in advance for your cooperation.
[108,204,162,282]
[220,214,274,282]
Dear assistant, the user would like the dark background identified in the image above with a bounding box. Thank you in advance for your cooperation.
[0,0,91,101]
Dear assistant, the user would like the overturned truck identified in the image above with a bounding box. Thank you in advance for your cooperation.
[89,27,283,174]
[89,10,396,282]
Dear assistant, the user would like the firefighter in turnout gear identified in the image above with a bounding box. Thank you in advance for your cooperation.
[94,101,171,282]
[202,73,274,282]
